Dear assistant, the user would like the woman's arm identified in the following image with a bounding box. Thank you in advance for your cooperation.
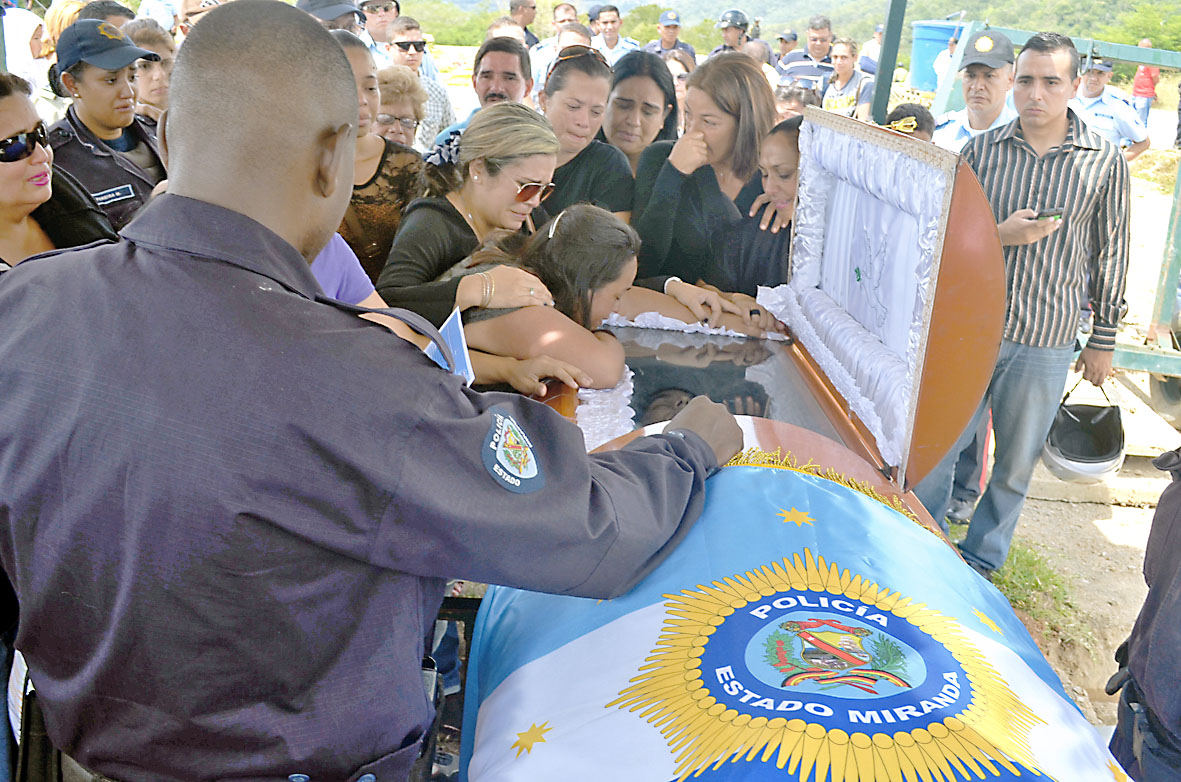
[632,142,689,278]
[616,286,765,337]
[464,306,626,389]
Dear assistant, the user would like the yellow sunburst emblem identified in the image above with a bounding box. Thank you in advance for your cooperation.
[975,35,995,52]
[97,22,125,41]
[607,549,1047,781]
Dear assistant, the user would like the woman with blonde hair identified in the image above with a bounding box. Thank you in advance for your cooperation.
[41,0,86,66]
[632,52,781,329]
[374,65,427,150]
[376,101,559,327]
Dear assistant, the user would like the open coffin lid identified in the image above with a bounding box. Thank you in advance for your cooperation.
[758,106,1006,491]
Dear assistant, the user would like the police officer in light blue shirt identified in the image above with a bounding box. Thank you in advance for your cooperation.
[932,30,1018,153]
[1069,58,1150,162]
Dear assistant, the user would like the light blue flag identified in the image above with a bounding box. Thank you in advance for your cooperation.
[460,455,1124,782]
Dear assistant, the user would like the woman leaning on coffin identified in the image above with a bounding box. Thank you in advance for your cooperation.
[631,52,784,332]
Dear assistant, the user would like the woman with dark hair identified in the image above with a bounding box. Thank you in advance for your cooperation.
[632,52,780,328]
[46,19,165,230]
[120,19,174,124]
[0,72,116,268]
[461,204,636,387]
[538,44,634,220]
[599,50,677,174]
[331,30,424,283]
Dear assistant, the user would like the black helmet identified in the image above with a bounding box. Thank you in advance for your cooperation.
[715,8,749,31]
[1041,381,1125,484]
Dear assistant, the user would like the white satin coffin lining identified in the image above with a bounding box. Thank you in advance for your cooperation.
[758,118,948,468]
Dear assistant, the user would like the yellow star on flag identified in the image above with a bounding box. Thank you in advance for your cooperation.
[1107,759,1128,781]
[511,721,552,758]
[776,507,814,527]
[972,608,1003,635]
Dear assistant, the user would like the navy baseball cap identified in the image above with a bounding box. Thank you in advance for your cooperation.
[874,23,884,33]
[658,10,680,26]
[296,0,365,22]
[1084,58,1113,73]
[775,29,796,42]
[56,20,161,74]
[587,4,602,22]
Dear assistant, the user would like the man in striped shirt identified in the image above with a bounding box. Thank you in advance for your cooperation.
[916,32,1129,578]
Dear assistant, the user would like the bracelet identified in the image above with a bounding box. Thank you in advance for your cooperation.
[478,271,495,308]
[663,276,682,295]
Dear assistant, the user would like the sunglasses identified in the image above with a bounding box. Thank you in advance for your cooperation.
[394,40,427,52]
[0,123,49,164]
[516,181,555,202]
[376,114,419,130]
[545,44,609,80]
[362,1,396,11]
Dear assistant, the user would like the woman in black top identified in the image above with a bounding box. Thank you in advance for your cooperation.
[0,74,116,269]
[537,45,634,221]
[376,101,559,327]
[599,51,678,175]
[632,53,780,328]
[47,20,165,231]
[332,32,424,283]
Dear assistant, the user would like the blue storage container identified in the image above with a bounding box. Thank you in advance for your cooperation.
[910,20,964,91]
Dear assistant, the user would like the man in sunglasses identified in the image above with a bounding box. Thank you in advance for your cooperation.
[358,0,398,65]
[0,3,741,780]
[508,0,538,47]
[388,16,455,149]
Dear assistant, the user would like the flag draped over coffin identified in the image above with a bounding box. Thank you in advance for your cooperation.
[460,451,1124,782]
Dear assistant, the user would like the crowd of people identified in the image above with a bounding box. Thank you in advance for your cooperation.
[0,0,1175,778]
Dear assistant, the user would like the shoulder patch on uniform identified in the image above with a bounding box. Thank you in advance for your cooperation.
[482,406,545,494]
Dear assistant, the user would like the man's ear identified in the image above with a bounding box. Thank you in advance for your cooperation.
[314,123,354,199]
[537,90,548,112]
[156,109,170,169]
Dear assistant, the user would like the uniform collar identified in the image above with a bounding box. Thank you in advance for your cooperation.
[994,108,1102,152]
[121,194,323,300]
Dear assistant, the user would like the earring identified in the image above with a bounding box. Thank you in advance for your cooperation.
[472,174,479,182]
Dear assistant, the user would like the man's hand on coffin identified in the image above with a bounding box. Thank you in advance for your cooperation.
[747,193,791,234]
[668,130,711,175]
[997,208,1064,246]
[501,355,593,397]
[665,279,741,327]
[665,395,744,466]
[1075,346,1115,387]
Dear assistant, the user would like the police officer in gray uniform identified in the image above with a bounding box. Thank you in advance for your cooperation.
[1108,447,1181,779]
[0,3,742,781]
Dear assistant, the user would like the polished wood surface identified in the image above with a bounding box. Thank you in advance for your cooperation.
[592,416,950,547]
[904,161,1006,491]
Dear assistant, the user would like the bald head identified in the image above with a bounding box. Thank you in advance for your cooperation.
[164,0,358,258]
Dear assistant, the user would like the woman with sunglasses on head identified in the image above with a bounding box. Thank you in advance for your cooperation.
[46,19,165,231]
[599,50,678,175]
[332,31,424,284]
[0,73,116,270]
[538,45,633,221]
[120,19,174,125]
[374,65,426,150]
[661,48,695,134]
[632,52,782,332]
[376,101,558,328]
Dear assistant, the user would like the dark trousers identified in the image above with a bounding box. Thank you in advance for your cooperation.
[1110,680,1181,780]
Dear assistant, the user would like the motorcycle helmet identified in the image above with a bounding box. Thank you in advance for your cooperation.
[715,9,750,31]
[1041,381,1125,484]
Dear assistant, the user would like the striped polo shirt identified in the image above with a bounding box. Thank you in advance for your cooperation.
[959,109,1130,351]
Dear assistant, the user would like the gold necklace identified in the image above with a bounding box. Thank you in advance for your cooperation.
[453,190,482,240]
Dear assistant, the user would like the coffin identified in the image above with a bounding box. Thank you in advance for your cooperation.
[759,106,1006,491]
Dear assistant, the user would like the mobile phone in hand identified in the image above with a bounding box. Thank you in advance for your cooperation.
[1036,207,1064,221]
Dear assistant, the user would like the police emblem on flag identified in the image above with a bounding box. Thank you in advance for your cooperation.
[609,549,1047,780]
